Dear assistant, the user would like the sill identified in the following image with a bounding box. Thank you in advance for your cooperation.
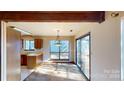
[50,59,69,61]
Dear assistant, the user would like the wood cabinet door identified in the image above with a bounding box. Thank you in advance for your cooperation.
[34,39,43,49]
[21,55,27,66]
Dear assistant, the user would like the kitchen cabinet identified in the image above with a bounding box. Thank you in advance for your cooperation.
[21,53,43,69]
[21,55,27,66]
[27,53,43,69]
[34,39,43,49]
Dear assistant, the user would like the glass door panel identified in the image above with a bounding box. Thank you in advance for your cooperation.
[76,33,90,80]
[76,39,81,67]
[81,36,90,79]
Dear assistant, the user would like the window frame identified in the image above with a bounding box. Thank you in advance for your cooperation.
[23,40,35,51]
[50,40,70,61]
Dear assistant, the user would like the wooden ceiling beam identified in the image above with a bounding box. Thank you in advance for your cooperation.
[0,11,105,23]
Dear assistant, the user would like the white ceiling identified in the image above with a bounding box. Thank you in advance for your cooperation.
[7,22,94,36]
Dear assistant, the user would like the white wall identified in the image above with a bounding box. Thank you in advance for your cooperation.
[75,12,124,81]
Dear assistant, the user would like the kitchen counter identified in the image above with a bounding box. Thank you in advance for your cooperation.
[27,52,42,56]
[21,51,43,56]
[21,52,43,69]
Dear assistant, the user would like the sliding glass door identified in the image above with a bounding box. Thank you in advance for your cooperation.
[81,35,90,79]
[76,39,81,67]
[76,33,90,80]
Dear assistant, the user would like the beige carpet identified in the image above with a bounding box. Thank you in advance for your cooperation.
[24,63,87,81]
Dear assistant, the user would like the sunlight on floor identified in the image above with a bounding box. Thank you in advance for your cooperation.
[25,63,87,81]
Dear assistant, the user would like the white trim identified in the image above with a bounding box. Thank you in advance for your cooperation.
[121,19,124,81]
[1,21,7,81]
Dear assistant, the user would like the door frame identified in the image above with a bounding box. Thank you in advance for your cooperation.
[1,21,7,81]
[75,32,91,81]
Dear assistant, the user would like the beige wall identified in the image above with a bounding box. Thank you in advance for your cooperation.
[34,36,75,62]
[75,11,124,81]
[7,27,21,81]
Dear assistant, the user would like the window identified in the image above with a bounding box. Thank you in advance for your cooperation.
[23,40,35,50]
[50,40,69,60]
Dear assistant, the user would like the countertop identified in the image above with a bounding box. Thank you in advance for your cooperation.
[21,52,43,56]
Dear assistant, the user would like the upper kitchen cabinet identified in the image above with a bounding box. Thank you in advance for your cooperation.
[34,39,43,49]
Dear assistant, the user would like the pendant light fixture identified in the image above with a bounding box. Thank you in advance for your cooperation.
[55,30,61,47]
